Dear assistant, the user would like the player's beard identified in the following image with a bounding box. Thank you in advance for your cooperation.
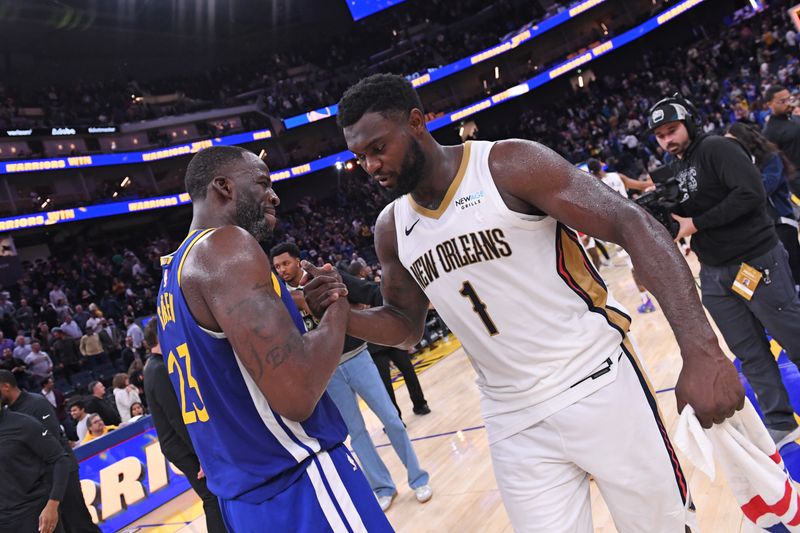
[235,193,273,243]
[383,138,426,201]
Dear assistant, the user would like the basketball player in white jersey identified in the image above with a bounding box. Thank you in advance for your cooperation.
[586,158,657,314]
[304,74,744,532]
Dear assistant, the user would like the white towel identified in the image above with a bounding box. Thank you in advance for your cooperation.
[674,398,800,532]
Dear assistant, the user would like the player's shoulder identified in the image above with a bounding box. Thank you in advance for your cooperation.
[488,138,548,174]
[179,225,264,288]
[6,409,41,429]
[375,202,398,232]
[191,225,260,264]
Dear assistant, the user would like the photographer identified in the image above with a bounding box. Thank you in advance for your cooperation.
[647,95,800,448]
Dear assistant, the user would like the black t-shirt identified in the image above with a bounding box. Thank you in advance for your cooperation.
[0,409,70,525]
[9,390,78,472]
[85,395,121,426]
[670,134,778,266]
[764,115,800,178]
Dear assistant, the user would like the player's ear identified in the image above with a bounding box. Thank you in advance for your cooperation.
[408,108,425,134]
[210,176,234,200]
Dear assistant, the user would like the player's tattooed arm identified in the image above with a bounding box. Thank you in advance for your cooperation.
[488,139,744,428]
[182,225,350,422]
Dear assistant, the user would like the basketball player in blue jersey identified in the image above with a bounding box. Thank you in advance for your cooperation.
[304,74,746,532]
[156,146,392,532]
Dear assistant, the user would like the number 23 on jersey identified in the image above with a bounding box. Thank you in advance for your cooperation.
[168,343,209,425]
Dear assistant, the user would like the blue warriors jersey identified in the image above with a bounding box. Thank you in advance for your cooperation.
[156,228,347,503]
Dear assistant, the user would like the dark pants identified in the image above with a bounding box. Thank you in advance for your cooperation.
[171,454,227,533]
[700,243,800,430]
[775,223,800,287]
[371,347,427,418]
[0,498,65,533]
[85,353,108,371]
[60,468,100,533]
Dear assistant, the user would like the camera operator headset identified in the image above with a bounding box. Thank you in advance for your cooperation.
[646,93,800,448]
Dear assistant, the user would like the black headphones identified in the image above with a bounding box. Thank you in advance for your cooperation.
[647,93,700,138]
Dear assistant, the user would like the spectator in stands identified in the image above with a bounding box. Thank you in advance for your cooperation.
[50,328,81,378]
[34,322,53,354]
[97,318,121,365]
[13,335,30,362]
[55,300,72,322]
[764,84,800,192]
[15,298,34,332]
[0,331,14,353]
[40,376,67,424]
[84,381,121,426]
[49,284,66,307]
[59,315,82,339]
[106,317,125,347]
[68,399,91,443]
[73,305,89,332]
[81,413,117,444]
[0,294,16,320]
[127,358,146,407]
[125,317,144,355]
[119,336,136,371]
[39,300,59,329]
[112,372,141,424]
[1,346,28,391]
[128,401,145,423]
[79,330,106,369]
[25,341,53,382]
[84,309,102,334]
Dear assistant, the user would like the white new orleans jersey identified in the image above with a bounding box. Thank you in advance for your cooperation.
[393,140,635,443]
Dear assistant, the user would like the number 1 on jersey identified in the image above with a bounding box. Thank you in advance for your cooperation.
[459,281,499,336]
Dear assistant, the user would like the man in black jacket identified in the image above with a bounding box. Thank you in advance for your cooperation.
[0,371,99,533]
[0,403,70,533]
[84,381,120,427]
[648,95,800,448]
[763,85,800,194]
[143,320,226,532]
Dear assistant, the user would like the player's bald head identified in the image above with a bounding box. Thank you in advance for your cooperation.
[185,146,259,200]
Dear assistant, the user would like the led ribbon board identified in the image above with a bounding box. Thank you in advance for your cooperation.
[346,0,407,21]
[285,0,608,129]
[0,130,272,175]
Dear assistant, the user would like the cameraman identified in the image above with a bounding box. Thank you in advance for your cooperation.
[647,96,800,449]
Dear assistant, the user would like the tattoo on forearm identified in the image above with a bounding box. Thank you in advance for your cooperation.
[226,281,307,382]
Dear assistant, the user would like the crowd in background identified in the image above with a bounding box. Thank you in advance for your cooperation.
[0,0,576,128]
[486,1,800,178]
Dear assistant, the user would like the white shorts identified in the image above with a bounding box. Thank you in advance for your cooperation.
[489,346,694,533]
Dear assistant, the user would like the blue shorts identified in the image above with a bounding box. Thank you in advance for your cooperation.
[220,444,393,532]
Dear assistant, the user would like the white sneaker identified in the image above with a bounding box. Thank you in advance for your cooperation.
[377,493,396,512]
[414,484,433,503]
